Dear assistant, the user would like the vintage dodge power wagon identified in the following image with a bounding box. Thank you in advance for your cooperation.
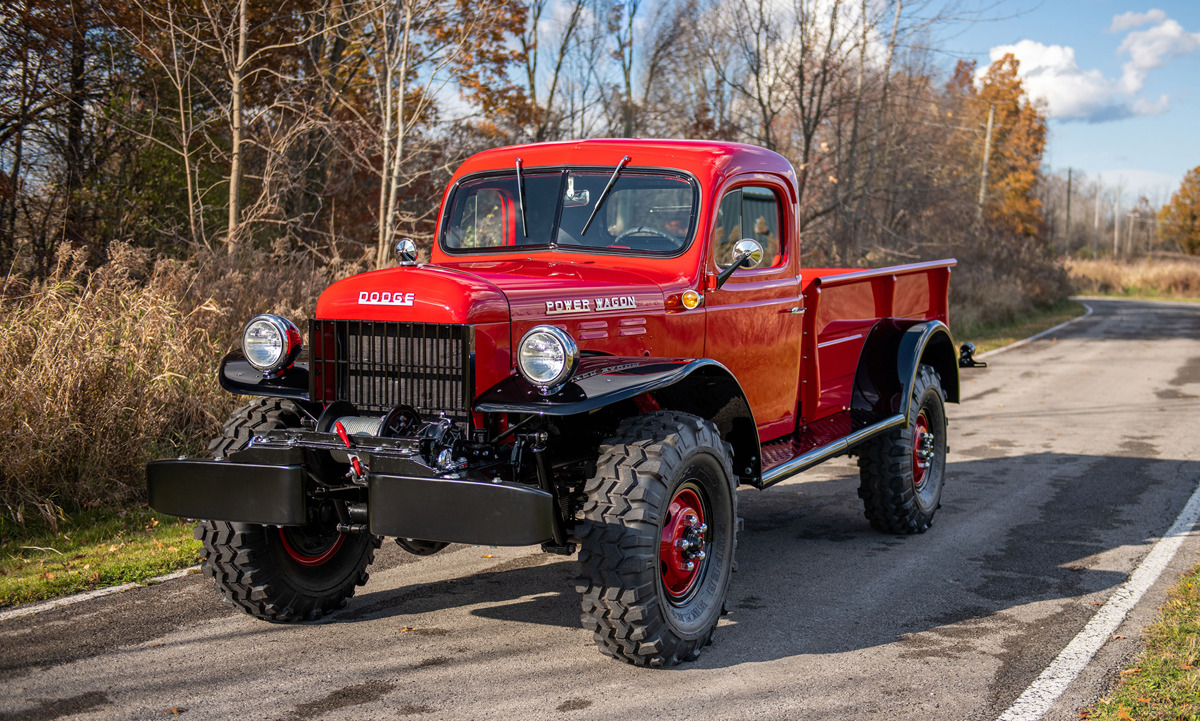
[148,139,982,666]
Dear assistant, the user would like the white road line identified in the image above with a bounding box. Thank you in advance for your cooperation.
[976,300,1094,360]
[995,478,1200,721]
[0,566,200,624]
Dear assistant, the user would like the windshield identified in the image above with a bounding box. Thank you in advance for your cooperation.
[441,169,697,255]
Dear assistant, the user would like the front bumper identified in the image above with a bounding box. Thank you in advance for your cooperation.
[146,443,555,546]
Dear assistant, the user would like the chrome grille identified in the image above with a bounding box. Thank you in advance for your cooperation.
[309,320,473,423]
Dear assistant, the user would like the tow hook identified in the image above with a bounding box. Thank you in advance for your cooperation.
[334,421,368,484]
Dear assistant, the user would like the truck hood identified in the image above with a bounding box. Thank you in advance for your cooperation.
[437,260,665,322]
[315,260,665,324]
[314,265,509,324]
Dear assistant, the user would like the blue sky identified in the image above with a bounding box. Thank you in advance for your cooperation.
[941,1,1200,200]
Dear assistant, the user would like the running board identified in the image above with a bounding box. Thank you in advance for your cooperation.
[759,413,906,488]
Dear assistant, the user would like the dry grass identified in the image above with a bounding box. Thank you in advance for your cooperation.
[1067,254,1200,299]
[0,242,366,526]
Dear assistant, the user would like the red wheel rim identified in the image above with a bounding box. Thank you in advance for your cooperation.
[660,485,708,601]
[912,411,931,489]
[278,528,345,567]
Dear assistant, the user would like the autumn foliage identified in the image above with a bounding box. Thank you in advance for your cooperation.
[945,55,1048,238]
[1158,166,1200,255]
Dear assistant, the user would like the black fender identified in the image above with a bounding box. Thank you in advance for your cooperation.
[475,356,762,483]
[218,350,311,401]
[851,320,960,421]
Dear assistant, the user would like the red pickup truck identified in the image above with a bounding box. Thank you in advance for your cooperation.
[148,139,982,666]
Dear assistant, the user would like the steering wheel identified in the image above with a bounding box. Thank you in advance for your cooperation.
[614,226,676,244]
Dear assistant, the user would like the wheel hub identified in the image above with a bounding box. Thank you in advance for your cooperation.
[912,412,935,488]
[660,486,708,601]
[279,527,345,567]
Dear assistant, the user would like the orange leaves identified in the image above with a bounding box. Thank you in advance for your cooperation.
[1157,166,1200,255]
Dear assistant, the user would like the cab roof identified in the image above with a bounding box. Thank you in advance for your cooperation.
[450,139,798,201]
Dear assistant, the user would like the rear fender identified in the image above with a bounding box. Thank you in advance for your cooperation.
[475,357,761,483]
[851,320,960,421]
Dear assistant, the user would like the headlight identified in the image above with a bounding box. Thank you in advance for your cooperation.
[242,314,303,375]
[517,325,579,391]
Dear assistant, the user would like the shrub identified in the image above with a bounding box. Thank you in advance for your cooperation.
[0,242,366,525]
[948,232,1073,336]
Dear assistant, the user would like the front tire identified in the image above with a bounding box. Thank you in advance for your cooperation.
[196,398,380,622]
[576,411,737,666]
[856,364,948,534]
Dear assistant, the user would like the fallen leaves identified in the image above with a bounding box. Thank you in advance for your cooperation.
[1116,706,1134,721]
[160,707,187,715]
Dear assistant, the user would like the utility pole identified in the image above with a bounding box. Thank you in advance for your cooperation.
[1113,184,1121,256]
[1093,181,1101,257]
[1064,168,1072,255]
[977,104,995,225]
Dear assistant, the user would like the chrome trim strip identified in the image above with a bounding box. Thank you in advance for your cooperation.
[816,333,863,349]
[760,413,906,488]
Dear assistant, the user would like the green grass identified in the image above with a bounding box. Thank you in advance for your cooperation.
[0,509,201,608]
[1084,559,1200,720]
[958,299,1089,354]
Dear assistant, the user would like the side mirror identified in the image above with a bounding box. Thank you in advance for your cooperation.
[715,238,764,289]
[394,237,418,266]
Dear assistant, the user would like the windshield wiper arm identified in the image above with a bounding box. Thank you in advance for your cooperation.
[515,157,527,238]
[580,155,630,236]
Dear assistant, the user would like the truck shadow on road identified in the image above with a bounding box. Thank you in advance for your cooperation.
[338,451,1195,671]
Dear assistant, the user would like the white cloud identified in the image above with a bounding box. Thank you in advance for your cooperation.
[986,11,1200,123]
[1109,9,1167,33]
[1116,19,1200,92]
[986,40,1136,121]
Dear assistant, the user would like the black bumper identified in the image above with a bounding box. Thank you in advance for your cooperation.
[147,459,308,526]
[146,457,555,546]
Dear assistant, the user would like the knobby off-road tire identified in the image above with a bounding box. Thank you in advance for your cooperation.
[576,411,737,667]
[196,397,380,622]
[856,364,948,534]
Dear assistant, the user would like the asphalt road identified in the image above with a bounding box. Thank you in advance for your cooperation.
[3,297,1200,721]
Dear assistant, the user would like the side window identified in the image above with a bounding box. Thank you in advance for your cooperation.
[454,188,510,248]
[712,186,783,269]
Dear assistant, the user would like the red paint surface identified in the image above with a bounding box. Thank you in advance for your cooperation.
[310,139,955,446]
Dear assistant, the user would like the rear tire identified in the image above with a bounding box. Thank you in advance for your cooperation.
[575,411,737,666]
[197,398,379,622]
[856,364,947,534]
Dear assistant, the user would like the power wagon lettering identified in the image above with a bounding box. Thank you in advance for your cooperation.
[545,295,636,315]
[358,291,415,306]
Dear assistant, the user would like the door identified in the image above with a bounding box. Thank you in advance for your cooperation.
[703,181,804,441]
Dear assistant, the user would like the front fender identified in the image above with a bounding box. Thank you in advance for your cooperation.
[476,356,729,415]
[218,350,311,401]
[475,356,761,483]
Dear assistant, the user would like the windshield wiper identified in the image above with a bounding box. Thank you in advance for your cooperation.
[515,157,527,238]
[580,154,630,236]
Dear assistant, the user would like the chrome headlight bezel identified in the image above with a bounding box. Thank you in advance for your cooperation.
[242,314,303,376]
[517,325,580,393]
